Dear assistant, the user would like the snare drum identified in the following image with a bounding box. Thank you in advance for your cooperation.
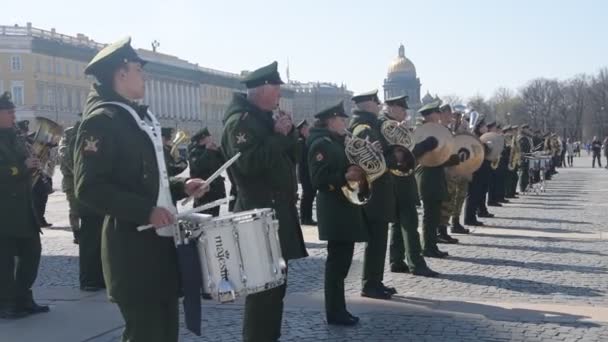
[528,158,540,172]
[187,209,286,303]
[539,158,548,170]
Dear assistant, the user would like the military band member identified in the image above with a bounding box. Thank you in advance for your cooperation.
[188,127,226,217]
[437,104,459,244]
[518,124,533,193]
[221,61,308,342]
[504,125,520,199]
[416,101,460,258]
[162,127,188,177]
[446,106,471,234]
[297,119,317,225]
[59,115,82,244]
[349,90,396,299]
[464,115,489,226]
[74,37,209,342]
[478,121,497,216]
[488,123,508,206]
[307,102,366,326]
[0,92,50,319]
[382,95,438,277]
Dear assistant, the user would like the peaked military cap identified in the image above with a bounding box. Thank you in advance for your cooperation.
[191,127,211,142]
[84,37,146,79]
[242,61,284,88]
[0,91,15,110]
[486,121,497,129]
[296,120,308,129]
[440,103,452,112]
[520,124,529,129]
[352,89,380,104]
[161,127,174,139]
[314,101,348,120]
[385,94,409,109]
[502,125,512,131]
[418,100,442,116]
[511,125,519,129]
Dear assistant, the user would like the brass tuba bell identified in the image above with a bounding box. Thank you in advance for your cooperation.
[341,130,387,205]
[170,130,189,160]
[29,117,64,187]
[380,119,416,176]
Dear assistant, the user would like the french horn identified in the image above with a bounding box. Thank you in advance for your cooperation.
[342,130,386,205]
[412,122,455,167]
[380,119,416,176]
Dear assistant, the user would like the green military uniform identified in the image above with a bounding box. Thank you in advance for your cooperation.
[59,121,81,243]
[188,128,226,217]
[161,128,188,177]
[74,37,187,342]
[518,125,532,192]
[349,90,396,298]
[0,91,48,319]
[221,62,307,342]
[307,102,366,325]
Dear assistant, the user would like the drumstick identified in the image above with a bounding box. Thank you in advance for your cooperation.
[181,152,241,206]
[136,196,235,232]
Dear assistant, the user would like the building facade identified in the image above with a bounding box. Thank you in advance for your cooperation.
[383,44,421,109]
[290,81,353,125]
[0,23,295,139]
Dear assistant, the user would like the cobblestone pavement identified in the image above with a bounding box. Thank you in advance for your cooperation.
[24,157,608,341]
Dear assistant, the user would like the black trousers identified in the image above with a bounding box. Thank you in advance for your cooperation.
[32,176,51,223]
[117,298,179,342]
[243,267,288,342]
[299,181,316,222]
[325,241,354,317]
[592,153,602,167]
[79,215,105,288]
[361,217,389,290]
[0,236,41,308]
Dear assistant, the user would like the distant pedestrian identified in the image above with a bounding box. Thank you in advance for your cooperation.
[565,138,574,167]
[591,136,602,168]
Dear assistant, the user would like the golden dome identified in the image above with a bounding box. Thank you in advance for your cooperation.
[388,44,416,76]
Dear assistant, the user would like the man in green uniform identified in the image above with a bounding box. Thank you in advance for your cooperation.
[416,101,460,258]
[437,104,460,244]
[221,61,308,342]
[188,127,226,217]
[59,115,82,244]
[518,124,532,193]
[349,90,396,299]
[307,102,366,326]
[74,37,209,342]
[0,91,50,319]
[162,127,188,177]
[380,95,438,277]
[297,120,317,225]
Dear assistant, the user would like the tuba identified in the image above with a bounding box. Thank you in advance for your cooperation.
[412,122,455,167]
[380,120,416,176]
[342,131,386,205]
[29,117,64,187]
[170,130,189,161]
[508,133,520,170]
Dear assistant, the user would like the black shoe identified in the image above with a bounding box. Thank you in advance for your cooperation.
[327,313,360,326]
[478,212,494,218]
[487,202,502,207]
[41,221,53,228]
[24,302,50,315]
[451,224,470,234]
[301,219,317,226]
[380,283,397,295]
[80,285,104,292]
[361,287,392,300]
[422,249,448,259]
[464,219,484,226]
[73,238,79,245]
[390,262,410,273]
[412,267,439,278]
[0,307,29,319]
[437,234,459,244]
[498,199,510,203]
[202,293,212,300]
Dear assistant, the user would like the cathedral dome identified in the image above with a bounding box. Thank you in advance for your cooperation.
[388,44,416,77]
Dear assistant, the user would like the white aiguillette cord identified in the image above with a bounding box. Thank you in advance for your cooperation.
[181,152,241,206]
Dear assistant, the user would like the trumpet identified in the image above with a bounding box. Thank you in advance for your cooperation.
[170,130,189,161]
[341,130,386,205]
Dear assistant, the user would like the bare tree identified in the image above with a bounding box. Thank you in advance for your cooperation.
[467,94,493,118]
[587,68,608,138]
[559,75,589,140]
[520,78,561,131]
[439,94,464,106]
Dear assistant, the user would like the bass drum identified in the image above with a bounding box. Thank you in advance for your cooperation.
[446,133,485,177]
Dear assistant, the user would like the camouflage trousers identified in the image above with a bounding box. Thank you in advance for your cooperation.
[440,175,469,226]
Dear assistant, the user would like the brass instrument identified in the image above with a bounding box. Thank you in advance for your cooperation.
[412,122,455,167]
[507,133,520,170]
[480,132,505,162]
[490,156,501,170]
[380,119,416,176]
[29,117,64,187]
[342,130,387,205]
[446,133,485,177]
[170,130,189,160]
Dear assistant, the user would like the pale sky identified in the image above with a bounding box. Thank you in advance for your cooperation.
[4,0,607,99]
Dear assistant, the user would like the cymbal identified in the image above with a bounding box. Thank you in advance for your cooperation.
[446,134,485,177]
[480,132,505,161]
[413,122,454,167]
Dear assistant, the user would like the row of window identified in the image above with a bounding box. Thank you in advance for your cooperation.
[7,55,89,81]
[35,82,88,111]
